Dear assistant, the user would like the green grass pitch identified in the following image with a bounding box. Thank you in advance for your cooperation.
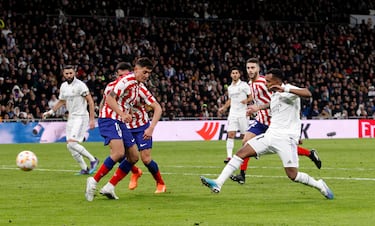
[1,139,374,226]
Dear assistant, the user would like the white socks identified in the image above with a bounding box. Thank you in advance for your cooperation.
[226,138,234,158]
[294,172,323,190]
[67,142,95,170]
[67,142,96,161]
[216,155,243,186]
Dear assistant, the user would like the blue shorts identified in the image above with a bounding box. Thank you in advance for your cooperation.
[247,120,269,136]
[98,118,136,148]
[130,123,152,151]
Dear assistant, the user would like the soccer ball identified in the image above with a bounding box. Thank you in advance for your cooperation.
[16,150,38,171]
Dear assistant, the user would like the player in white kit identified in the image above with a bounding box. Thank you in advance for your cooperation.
[43,65,99,175]
[201,68,334,199]
[218,67,252,163]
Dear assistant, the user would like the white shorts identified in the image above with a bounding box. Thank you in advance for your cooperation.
[227,115,248,134]
[247,130,299,168]
[66,115,89,142]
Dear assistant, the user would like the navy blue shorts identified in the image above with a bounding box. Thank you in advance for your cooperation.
[130,123,152,151]
[247,120,269,136]
[98,118,136,148]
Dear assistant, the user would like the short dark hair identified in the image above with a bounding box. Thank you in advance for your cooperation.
[246,57,259,65]
[230,66,241,73]
[268,68,284,81]
[115,62,132,71]
[135,57,154,70]
[63,65,75,70]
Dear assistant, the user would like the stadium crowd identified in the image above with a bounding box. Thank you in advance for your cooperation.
[0,0,374,121]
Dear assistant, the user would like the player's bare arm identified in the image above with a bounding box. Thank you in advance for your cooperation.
[218,99,231,113]
[106,91,132,123]
[43,99,66,118]
[85,93,96,129]
[143,102,162,140]
[270,85,312,98]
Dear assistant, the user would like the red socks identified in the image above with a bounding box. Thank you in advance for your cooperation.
[297,146,311,156]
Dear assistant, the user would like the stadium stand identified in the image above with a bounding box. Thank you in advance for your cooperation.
[0,0,374,121]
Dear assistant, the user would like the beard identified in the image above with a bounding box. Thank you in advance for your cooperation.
[66,77,74,84]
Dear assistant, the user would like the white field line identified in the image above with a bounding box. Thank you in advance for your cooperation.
[2,165,375,181]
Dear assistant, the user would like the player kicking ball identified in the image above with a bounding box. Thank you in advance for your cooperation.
[200,68,333,199]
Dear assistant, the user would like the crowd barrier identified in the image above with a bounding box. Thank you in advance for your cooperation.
[0,119,374,144]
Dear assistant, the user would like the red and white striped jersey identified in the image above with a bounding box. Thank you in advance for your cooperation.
[249,76,271,126]
[126,83,157,129]
[99,72,139,120]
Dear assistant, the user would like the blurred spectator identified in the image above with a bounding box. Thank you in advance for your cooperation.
[0,0,374,120]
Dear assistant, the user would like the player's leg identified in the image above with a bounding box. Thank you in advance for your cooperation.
[297,139,322,169]
[230,132,254,184]
[225,116,240,163]
[100,130,139,199]
[200,134,266,193]
[140,148,166,193]
[276,137,333,199]
[231,120,267,184]
[100,143,138,200]
[94,139,125,182]
[225,131,236,163]
[66,117,94,174]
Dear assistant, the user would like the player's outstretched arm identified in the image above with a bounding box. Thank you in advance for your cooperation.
[43,100,66,118]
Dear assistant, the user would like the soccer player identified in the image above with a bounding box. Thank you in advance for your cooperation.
[200,68,334,199]
[85,58,153,201]
[230,58,321,184]
[43,65,99,175]
[121,83,166,193]
[218,67,252,164]
[99,61,166,194]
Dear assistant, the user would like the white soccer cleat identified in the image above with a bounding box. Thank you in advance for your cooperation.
[100,182,119,200]
[200,176,221,193]
[85,177,97,201]
[319,179,334,200]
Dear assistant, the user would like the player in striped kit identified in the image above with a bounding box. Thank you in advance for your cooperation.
[125,82,166,193]
[85,58,153,201]
[230,58,322,184]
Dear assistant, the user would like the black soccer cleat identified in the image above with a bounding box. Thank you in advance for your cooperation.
[224,157,231,164]
[230,174,245,184]
[309,149,322,169]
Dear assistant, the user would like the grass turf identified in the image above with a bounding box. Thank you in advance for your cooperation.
[0,139,374,226]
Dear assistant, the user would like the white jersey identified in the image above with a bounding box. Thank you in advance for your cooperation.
[228,80,251,117]
[59,77,90,116]
[268,84,301,139]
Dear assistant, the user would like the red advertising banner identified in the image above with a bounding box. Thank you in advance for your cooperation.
[358,119,375,138]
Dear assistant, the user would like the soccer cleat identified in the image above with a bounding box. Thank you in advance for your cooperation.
[154,183,166,194]
[224,157,231,164]
[129,168,143,190]
[85,177,97,201]
[230,174,245,184]
[200,176,221,193]
[100,182,119,200]
[319,179,334,200]
[76,168,89,175]
[89,157,100,174]
[309,149,322,169]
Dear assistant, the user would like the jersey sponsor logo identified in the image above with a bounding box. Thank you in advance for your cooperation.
[196,122,220,140]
